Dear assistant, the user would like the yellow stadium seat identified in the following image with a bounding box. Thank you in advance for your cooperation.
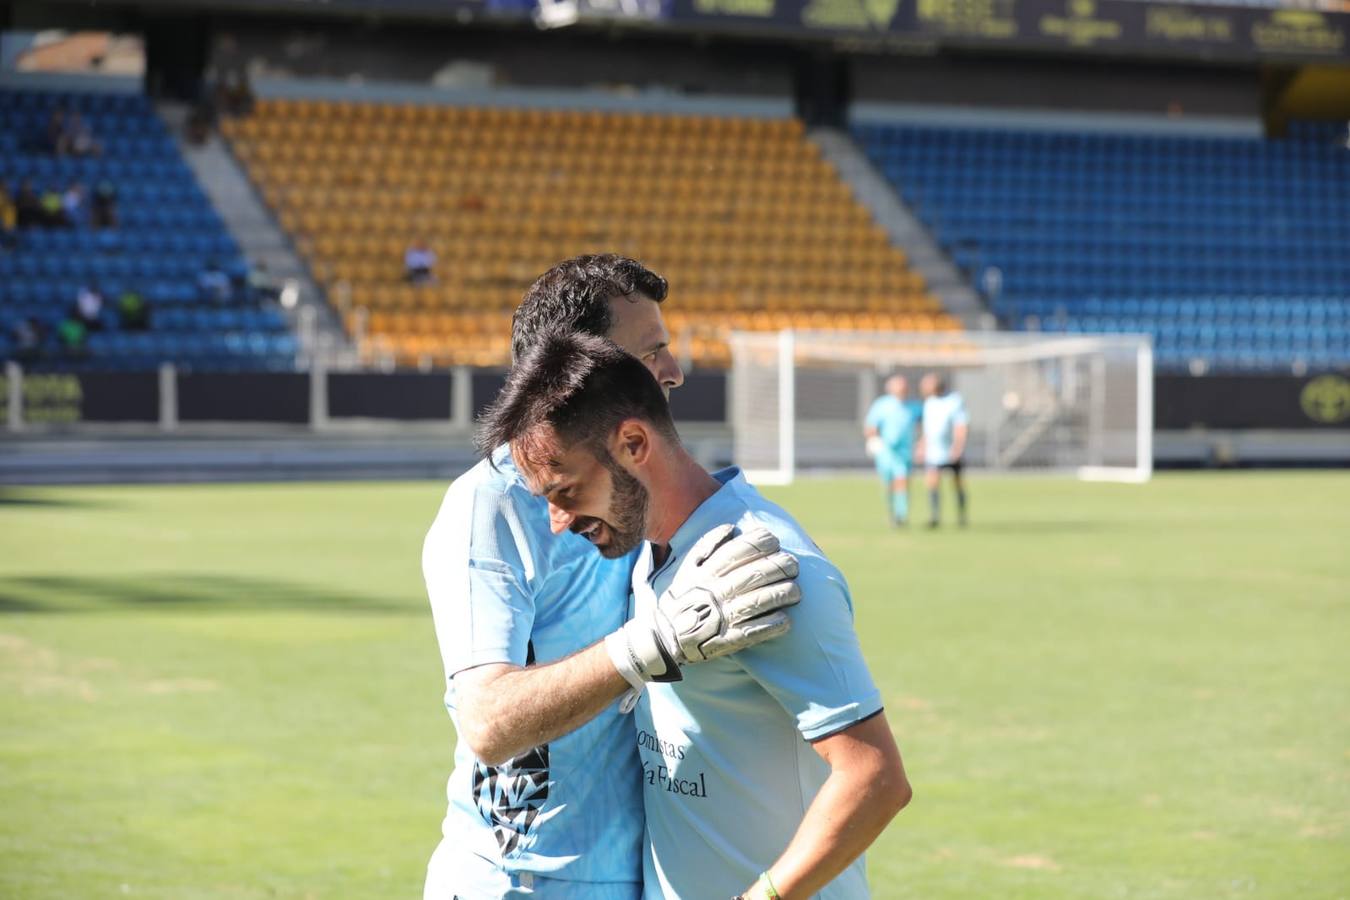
[224,99,957,369]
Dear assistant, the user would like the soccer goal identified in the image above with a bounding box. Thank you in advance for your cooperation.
[728,330,1153,484]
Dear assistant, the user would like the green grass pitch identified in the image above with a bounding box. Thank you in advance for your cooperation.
[1,472,1347,899]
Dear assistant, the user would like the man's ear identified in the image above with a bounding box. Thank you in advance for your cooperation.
[611,418,652,467]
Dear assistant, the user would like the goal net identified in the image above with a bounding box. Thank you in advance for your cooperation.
[729,330,1152,484]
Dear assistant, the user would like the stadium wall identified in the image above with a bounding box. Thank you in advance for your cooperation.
[3,368,1346,483]
[850,53,1262,118]
[220,21,1267,123]
[220,21,797,98]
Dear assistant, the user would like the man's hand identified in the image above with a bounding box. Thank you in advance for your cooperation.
[606,524,801,687]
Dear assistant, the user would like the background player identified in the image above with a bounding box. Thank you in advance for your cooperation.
[481,330,912,900]
[863,374,922,527]
[917,372,969,529]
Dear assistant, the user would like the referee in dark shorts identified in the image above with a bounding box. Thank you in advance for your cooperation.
[918,373,970,528]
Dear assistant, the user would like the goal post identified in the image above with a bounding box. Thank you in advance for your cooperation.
[729,330,1153,485]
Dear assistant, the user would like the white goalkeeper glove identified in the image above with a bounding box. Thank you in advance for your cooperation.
[606,524,801,698]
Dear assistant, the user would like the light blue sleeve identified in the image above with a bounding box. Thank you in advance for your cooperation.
[864,398,884,429]
[734,554,883,742]
[424,480,537,685]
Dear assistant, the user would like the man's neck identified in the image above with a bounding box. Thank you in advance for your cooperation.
[647,451,722,567]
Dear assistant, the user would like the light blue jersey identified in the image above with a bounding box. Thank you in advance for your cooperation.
[922,392,969,467]
[422,446,643,899]
[865,395,921,479]
[632,468,883,900]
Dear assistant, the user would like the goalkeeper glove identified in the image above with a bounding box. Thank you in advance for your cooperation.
[606,523,801,693]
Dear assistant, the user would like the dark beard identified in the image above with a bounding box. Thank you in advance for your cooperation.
[594,454,649,559]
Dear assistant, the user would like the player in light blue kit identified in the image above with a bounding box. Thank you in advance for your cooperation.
[863,374,922,527]
[482,331,913,900]
[917,372,970,528]
[422,256,802,899]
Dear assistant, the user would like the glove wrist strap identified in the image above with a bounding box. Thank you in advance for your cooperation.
[606,620,683,689]
[604,630,651,696]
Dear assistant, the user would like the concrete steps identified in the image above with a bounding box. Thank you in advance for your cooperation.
[160,103,355,366]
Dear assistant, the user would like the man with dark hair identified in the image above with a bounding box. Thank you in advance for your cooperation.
[917,372,970,528]
[481,329,912,900]
[421,254,802,900]
[508,255,671,364]
[14,179,42,230]
[91,181,118,229]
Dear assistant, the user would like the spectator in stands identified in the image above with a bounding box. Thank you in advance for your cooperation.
[198,259,232,303]
[0,183,16,250]
[46,106,69,154]
[187,93,216,145]
[63,182,87,227]
[63,111,100,157]
[219,70,255,118]
[56,315,88,358]
[247,261,281,303]
[979,265,1003,304]
[39,185,67,228]
[404,239,436,285]
[15,179,42,229]
[117,289,151,331]
[91,181,118,229]
[74,285,105,332]
[11,317,43,363]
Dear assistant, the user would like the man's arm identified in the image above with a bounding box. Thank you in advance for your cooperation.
[863,400,881,440]
[450,524,801,766]
[741,713,911,899]
[951,422,969,462]
[454,647,629,766]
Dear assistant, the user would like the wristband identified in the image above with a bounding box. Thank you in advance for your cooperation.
[758,872,781,900]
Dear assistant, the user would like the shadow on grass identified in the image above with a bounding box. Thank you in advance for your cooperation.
[0,490,120,510]
[0,573,422,615]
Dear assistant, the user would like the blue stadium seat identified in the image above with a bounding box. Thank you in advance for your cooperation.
[854,117,1350,372]
[1,86,296,373]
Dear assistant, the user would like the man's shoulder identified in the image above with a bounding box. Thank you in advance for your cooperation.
[876,395,902,414]
[724,480,839,580]
[447,452,522,495]
[925,394,957,415]
[430,454,542,536]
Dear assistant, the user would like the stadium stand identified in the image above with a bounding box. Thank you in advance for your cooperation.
[854,118,1350,372]
[223,99,957,368]
[0,88,298,371]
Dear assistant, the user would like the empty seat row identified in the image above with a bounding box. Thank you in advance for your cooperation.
[14,229,237,257]
[229,97,952,368]
[855,117,1349,373]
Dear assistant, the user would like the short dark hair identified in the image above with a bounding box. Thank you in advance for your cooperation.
[511,254,668,363]
[478,329,678,463]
